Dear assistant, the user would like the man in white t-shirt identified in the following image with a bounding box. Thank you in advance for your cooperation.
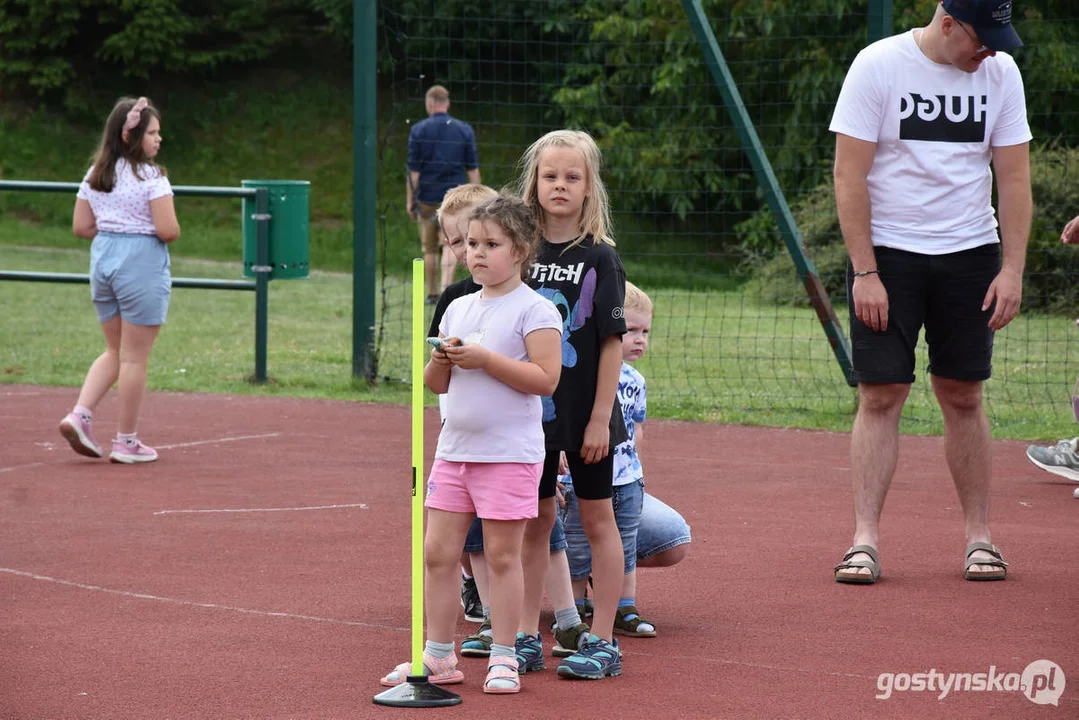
[830,0,1032,584]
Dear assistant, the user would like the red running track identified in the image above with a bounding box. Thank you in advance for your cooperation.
[1,384,1076,719]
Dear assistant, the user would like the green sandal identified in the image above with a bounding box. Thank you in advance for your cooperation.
[461,620,492,657]
[964,542,1008,581]
[552,622,591,657]
[613,605,657,638]
[834,544,881,584]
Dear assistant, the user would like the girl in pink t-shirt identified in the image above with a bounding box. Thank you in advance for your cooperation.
[380,194,561,695]
[58,96,180,465]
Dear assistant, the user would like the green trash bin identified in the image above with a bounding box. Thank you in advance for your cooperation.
[242,180,311,280]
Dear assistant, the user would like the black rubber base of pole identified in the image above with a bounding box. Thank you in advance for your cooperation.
[372,676,462,708]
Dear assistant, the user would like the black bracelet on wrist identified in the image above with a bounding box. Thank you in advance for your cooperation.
[853,269,880,277]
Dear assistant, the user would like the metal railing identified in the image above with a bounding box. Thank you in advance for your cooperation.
[0,180,273,382]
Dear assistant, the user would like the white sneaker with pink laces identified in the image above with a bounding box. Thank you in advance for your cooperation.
[109,439,158,464]
[58,412,103,458]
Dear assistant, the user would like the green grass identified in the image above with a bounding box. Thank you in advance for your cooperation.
[3,79,1077,440]
[4,245,1078,441]
[0,74,740,287]
[0,245,408,405]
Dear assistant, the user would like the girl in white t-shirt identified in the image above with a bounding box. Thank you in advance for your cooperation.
[58,96,180,465]
[380,194,561,695]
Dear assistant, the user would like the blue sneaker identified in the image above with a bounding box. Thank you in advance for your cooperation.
[514,631,545,673]
[556,634,621,679]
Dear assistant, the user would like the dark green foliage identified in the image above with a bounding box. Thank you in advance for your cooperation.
[0,0,345,111]
[1,0,1077,285]
[378,0,1077,245]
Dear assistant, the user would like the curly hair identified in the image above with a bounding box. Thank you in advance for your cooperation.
[468,192,539,280]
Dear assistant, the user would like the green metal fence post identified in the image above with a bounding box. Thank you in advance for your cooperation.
[253,187,271,383]
[867,0,895,44]
[0,179,277,382]
[680,0,855,385]
[353,0,377,382]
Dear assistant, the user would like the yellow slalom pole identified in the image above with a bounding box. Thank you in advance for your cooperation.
[410,257,425,672]
[372,260,460,707]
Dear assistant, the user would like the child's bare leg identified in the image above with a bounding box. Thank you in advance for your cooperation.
[571,577,588,602]
[577,497,622,641]
[481,519,526,649]
[637,545,688,568]
[116,321,161,434]
[424,509,475,643]
[469,552,489,611]
[76,317,122,410]
[520,497,557,634]
[622,567,637,600]
[544,549,575,611]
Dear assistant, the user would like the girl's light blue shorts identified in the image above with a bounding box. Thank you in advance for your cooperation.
[89,232,171,326]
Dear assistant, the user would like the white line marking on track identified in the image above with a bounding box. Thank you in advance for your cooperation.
[156,432,282,450]
[0,433,282,475]
[0,462,47,474]
[627,649,875,680]
[154,503,369,516]
[0,567,405,632]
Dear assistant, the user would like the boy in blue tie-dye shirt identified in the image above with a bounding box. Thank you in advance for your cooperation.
[561,281,659,637]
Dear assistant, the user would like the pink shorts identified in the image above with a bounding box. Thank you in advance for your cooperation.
[425,459,541,520]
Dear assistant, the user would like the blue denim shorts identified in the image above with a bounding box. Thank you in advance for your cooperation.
[562,479,644,580]
[562,481,691,578]
[635,492,691,560]
[89,232,171,326]
[463,512,567,554]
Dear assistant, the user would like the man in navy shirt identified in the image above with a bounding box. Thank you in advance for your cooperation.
[406,85,481,303]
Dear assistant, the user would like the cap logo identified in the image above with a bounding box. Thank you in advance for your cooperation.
[992,1,1013,24]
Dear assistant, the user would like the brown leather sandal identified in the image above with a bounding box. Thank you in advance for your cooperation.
[834,544,881,584]
[964,542,1008,581]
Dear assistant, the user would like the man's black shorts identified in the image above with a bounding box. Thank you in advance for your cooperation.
[847,244,1000,384]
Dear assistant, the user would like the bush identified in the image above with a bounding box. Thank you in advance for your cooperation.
[743,145,1079,315]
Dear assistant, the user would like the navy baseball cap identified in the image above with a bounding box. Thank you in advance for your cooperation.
[942,0,1022,51]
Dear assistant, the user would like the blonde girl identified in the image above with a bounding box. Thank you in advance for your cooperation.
[516,129,628,680]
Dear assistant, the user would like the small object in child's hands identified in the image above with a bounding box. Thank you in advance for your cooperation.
[426,337,462,351]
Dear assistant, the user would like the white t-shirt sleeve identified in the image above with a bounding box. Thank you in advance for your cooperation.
[438,298,460,339]
[145,169,174,201]
[990,58,1033,147]
[520,297,562,337]
[76,167,93,200]
[829,47,886,143]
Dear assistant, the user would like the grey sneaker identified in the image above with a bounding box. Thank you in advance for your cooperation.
[1025,437,1079,482]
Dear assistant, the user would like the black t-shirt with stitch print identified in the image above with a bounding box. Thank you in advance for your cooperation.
[527,236,628,452]
[428,277,481,338]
